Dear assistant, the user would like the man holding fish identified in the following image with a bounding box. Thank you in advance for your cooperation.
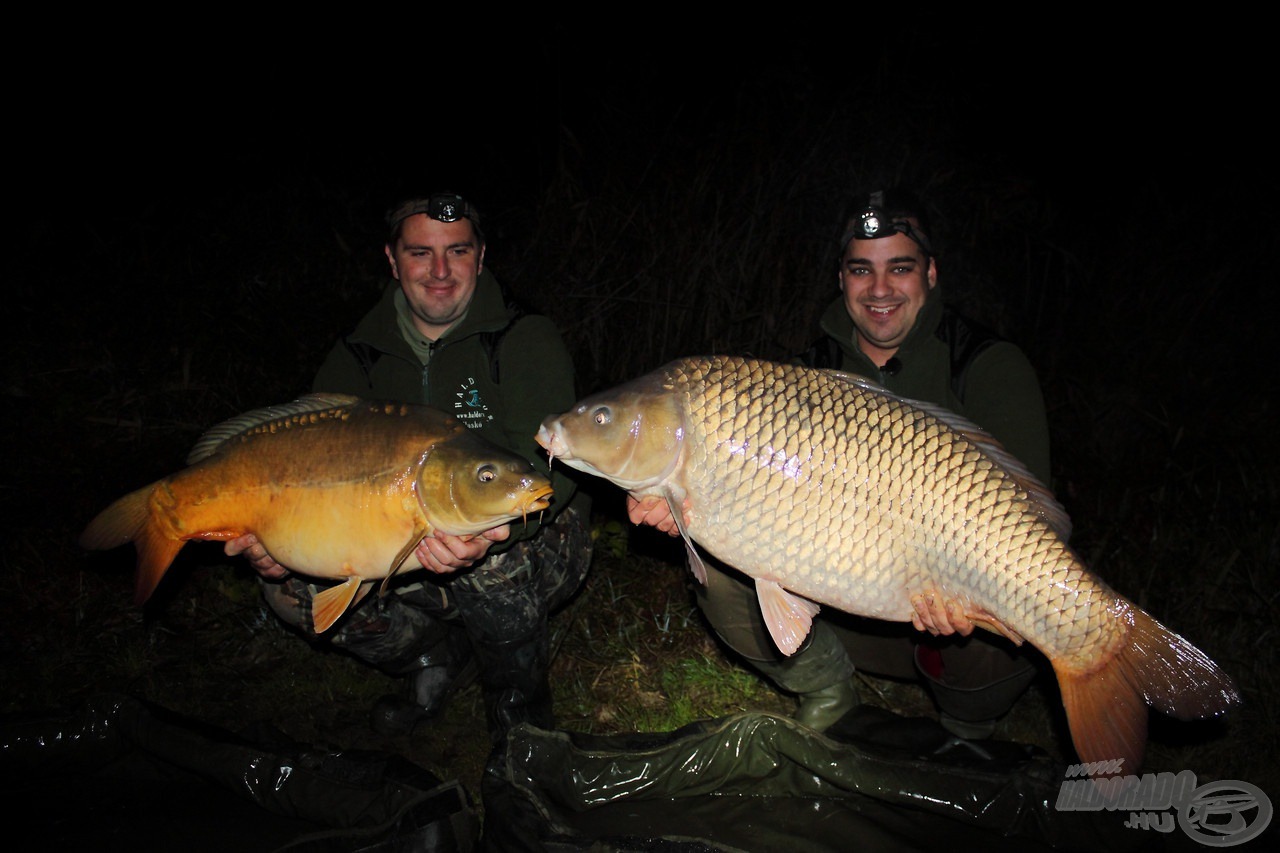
[228,192,592,743]
[629,187,1052,742]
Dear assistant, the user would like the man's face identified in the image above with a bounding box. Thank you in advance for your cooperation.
[385,214,485,340]
[837,228,936,366]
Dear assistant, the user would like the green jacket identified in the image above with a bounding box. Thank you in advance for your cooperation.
[812,285,1052,486]
[312,270,586,547]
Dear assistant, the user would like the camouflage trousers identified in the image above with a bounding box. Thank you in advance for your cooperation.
[259,503,593,674]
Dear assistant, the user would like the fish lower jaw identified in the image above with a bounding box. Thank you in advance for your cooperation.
[524,492,555,514]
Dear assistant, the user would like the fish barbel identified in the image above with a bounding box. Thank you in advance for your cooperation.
[81,393,555,633]
[536,355,1238,772]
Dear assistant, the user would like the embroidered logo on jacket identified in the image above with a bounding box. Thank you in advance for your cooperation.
[453,377,494,427]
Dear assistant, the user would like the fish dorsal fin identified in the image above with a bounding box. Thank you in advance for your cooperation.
[186,393,364,465]
[756,579,821,656]
[822,370,1072,540]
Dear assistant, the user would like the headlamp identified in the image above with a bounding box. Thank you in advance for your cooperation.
[839,190,933,256]
[387,193,479,234]
[423,193,474,223]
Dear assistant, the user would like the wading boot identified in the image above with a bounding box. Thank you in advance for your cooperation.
[745,620,859,733]
[370,626,477,736]
[453,581,554,743]
[793,676,861,732]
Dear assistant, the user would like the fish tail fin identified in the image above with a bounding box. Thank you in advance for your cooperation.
[133,523,187,605]
[1131,606,1241,719]
[80,485,186,605]
[79,486,152,551]
[1054,605,1240,775]
[1054,655,1149,777]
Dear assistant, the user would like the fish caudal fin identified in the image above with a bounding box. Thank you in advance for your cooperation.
[313,577,363,634]
[80,485,186,606]
[1054,604,1240,775]
[132,524,187,605]
[79,486,151,552]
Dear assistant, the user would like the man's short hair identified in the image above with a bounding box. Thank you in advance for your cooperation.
[837,187,933,257]
[385,193,485,246]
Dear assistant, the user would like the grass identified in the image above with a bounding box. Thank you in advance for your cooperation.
[6,75,1277,840]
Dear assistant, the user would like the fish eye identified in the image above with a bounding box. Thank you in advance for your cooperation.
[477,464,497,482]
[592,406,611,426]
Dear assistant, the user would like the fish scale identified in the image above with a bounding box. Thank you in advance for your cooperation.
[686,358,1080,643]
[537,355,1238,773]
[82,393,555,635]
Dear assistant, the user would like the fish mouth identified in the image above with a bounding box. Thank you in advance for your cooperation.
[534,424,569,462]
[519,485,556,520]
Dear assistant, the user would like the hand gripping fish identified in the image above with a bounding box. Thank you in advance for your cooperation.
[82,394,554,633]
[536,355,1239,773]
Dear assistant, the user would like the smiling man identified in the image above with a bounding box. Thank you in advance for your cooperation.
[632,187,1054,746]
[389,203,486,339]
[836,192,938,366]
[229,192,592,745]
[731,187,1053,739]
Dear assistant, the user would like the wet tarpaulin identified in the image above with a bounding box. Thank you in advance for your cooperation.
[480,710,1196,853]
[0,693,478,852]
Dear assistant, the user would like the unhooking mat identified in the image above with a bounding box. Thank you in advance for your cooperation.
[480,708,1202,852]
[2,696,1212,852]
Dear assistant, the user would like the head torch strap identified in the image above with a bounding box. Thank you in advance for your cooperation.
[387,193,477,234]
[839,209,932,256]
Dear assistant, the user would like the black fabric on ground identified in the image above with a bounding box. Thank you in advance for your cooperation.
[0,693,478,852]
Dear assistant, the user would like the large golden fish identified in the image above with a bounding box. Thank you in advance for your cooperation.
[536,355,1238,773]
[82,394,554,633]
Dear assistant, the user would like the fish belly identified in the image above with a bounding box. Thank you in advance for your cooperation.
[677,360,1119,664]
[160,462,426,581]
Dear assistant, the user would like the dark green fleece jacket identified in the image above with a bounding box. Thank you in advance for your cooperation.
[814,285,1052,486]
[312,270,585,547]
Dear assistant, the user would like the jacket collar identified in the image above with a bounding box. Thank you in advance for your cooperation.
[819,282,945,369]
[347,268,510,356]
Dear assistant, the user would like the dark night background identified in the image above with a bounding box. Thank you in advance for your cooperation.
[14,28,1276,350]
[4,23,1278,845]
[13,28,1275,487]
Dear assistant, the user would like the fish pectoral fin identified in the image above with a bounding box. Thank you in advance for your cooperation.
[756,579,820,656]
[663,487,708,585]
[313,577,363,634]
[352,580,376,610]
[380,524,429,596]
[684,541,708,586]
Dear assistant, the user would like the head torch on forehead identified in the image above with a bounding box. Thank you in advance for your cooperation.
[840,190,933,256]
[387,192,479,234]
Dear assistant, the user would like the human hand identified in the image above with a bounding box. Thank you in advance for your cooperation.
[415,525,511,575]
[225,533,289,580]
[625,494,689,537]
[909,590,975,637]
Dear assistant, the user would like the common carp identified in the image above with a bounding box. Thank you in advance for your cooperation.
[536,355,1238,772]
[82,394,554,633]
